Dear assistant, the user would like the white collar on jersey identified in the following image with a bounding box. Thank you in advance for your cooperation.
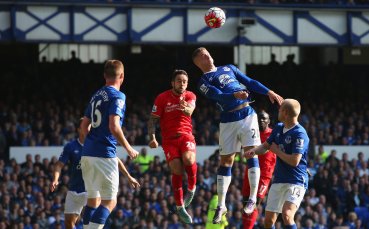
[204,67,217,74]
[283,123,298,134]
[77,138,84,146]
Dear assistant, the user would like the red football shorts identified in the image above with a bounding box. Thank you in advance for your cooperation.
[162,134,196,162]
[242,166,272,199]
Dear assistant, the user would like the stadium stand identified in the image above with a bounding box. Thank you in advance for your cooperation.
[0,147,368,228]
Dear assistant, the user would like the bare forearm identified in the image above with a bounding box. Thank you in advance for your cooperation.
[111,125,131,150]
[255,142,270,155]
[52,162,64,182]
[183,106,194,116]
[274,149,300,167]
[148,116,159,140]
[118,158,130,178]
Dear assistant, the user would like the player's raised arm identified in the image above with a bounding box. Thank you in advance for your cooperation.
[231,65,284,105]
[267,90,284,105]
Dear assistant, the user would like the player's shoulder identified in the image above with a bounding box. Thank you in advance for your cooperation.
[274,122,284,129]
[105,86,125,99]
[265,127,273,134]
[157,90,171,98]
[185,90,196,98]
[294,124,309,137]
[64,139,77,151]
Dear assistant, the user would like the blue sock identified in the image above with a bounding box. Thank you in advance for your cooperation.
[246,157,259,168]
[83,206,97,225]
[218,166,232,176]
[265,225,275,229]
[90,205,111,225]
[285,224,297,229]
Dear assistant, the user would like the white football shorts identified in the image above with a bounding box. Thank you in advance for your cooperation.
[64,191,87,215]
[219,112,261,155]
[81,156,119,200]
[265,183,306,213]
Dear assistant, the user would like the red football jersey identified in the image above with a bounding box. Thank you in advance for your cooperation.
[258,127,276,178]
[151,90,196,139]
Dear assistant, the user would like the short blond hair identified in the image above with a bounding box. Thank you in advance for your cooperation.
[282,99,301,118]
[104,60,124,79]
[192,47,207,61]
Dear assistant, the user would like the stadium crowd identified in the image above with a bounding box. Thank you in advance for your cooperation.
[0,148,368,229]
[0,52,368,228]
[0,56,368,161]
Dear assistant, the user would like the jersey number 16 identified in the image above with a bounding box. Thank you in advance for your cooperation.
[91,100,102,128]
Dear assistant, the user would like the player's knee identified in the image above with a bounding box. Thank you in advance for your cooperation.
[264,217,274,228]
[182,152,195,165]
[281,211,294,224]
[220,154,234,166]
[101,199,117,212]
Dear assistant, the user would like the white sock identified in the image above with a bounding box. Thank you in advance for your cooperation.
[217,175,232,208]
[88,222,104,229]
[248,167,260,202]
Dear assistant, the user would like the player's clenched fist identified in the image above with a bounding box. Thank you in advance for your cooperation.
[244,149,256,159]
[149,139,159,148]
[127,147,139,159]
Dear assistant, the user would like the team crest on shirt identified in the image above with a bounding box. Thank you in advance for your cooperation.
[152,105,157,112]
[223,67,230,71]
[218,74,236,88]
[296,138,304,149]
[285,135,291,144]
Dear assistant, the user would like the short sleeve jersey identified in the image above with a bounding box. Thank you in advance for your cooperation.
[58,139,85,193]
[267,123,310,189]
[83,86,126,158]
[151,90,196,140]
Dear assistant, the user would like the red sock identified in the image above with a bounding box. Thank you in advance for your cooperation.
[171,174,184,206]
[242,208,258,229]
[185,163,197,191]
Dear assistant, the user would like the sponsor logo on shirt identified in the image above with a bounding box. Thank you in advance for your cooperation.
[152,105,157,112]
[199,84,209,94]
[165,104,181,113]
[223,67,230,71]
[296,138,304,149]
[218,74,236,88]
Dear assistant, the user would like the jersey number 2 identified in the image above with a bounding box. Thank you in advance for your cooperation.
[91,100,102,128]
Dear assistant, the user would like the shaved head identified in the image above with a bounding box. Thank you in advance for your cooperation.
[281,99,301,118]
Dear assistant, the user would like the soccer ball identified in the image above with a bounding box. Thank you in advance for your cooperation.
[204,7,226,29]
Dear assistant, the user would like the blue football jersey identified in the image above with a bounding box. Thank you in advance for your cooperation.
[83,86,126,158]
[197,64,270,114]
[58,139,85,193]
[267,123,310,189]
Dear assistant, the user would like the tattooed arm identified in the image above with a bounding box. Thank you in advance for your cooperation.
[148,114,160,148]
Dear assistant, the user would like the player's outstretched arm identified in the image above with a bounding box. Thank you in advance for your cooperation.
[117,158,140,189]
[270,143,302,167]
[244,142,270,158]
[109,115,139,159]
[50,161,64,192]
[267,90,284,106]
[148,114,160,148]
